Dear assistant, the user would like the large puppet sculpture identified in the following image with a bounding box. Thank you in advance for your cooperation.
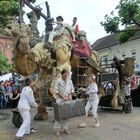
[6,20,102,120]
[6,1,102,120]
[99,56,135,112]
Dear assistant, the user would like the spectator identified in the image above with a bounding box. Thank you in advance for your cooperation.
[9,87,20,108]
[0,81,7,108]
[5,81,13,107]
[5,81,12,94]
[131,74,137,90]
[0,88,4,109]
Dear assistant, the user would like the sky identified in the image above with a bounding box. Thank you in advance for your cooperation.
[24,0,120,44]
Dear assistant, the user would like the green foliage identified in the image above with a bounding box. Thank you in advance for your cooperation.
[0,0,19,16]
[0,0,18,28]
[100,12,120,33]
[117,0,140,25]
[0,0,37,31]
[101,0,140,43]
[117,30,136,43]
[0,52,12,74]
[0,0,37,71]
[0,0,19,33]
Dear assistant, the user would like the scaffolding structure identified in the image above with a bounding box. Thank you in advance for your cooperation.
[76,57,88,88]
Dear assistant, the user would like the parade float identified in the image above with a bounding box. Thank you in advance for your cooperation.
[5,0,134,127]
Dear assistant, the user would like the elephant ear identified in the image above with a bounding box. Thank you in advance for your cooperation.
[15,54,37,76]
[17,37,30,54]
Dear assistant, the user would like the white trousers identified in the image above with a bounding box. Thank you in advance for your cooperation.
[54,120,68,130]
[16,109,31,137]
[48,30,63,44]
[85,95,99,119]
[54,99,69,130]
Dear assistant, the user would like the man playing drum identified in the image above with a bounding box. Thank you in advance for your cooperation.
[53,69,74,136]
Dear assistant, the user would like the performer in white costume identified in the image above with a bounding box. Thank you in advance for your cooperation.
[79,75,100,128]
[16,78,38,139]
[54,69,74,136]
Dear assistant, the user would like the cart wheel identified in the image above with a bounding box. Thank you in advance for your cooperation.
[122,100,132,113]
[11,109,23,128]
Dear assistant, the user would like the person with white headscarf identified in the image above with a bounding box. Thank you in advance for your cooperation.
[78,74,100,128]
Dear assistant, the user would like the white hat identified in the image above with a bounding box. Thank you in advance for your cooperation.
[93,75,96,80]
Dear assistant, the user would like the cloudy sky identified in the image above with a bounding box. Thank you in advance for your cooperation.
[24,0,120,44]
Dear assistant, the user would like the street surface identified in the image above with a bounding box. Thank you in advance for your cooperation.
[0,107,140,140]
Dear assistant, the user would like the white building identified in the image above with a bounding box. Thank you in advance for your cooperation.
[92,32,140,77]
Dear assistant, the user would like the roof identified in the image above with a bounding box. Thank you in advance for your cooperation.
[92,31,140,51]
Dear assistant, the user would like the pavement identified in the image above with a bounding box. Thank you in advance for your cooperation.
[0,107,140,140]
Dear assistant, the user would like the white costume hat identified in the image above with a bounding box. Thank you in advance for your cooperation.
[93,75,96,79]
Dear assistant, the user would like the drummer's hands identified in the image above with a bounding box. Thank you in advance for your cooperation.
[68,94,72,100]
[63,95,72,101]
[79,87,86,93]
[79,87,83,91]
[70,92,76,97]
[63,95,69,101]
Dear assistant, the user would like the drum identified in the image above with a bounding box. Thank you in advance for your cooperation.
[11,109,23,128]
[53,99,86,121]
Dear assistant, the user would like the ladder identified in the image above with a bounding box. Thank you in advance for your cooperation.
[76,57,88,88]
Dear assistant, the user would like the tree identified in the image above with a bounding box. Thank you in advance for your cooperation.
[0,52,12,74]
[0,0,36,34]
[100,0,140,43]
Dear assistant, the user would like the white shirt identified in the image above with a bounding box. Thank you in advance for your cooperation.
[18,86,37,110]
[54,23,72,33]
[54,78,74,103]
[54,23,64,32]
[122,84,131,96]
[86,82,98,101]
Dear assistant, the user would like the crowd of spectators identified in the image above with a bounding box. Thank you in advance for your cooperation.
[0,78,21,109]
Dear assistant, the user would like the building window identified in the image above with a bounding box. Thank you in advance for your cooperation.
[131,50,136,60]
[103,55,108,66]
